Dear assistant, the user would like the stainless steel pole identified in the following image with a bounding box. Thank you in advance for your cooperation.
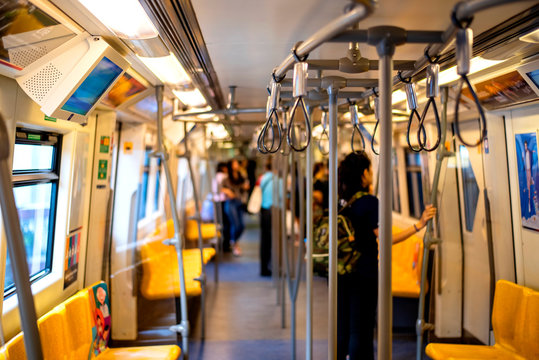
[156,86,190,358]
[183,122,207,339]
[416,87,450,360]
[0,114,43,359]
[281,149,288,329]
[305,117,314,360]
[327,86,338,360]
[378,52,394,360]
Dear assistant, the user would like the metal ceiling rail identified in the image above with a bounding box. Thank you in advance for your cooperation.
[360,0,538,99]
[173,107,266,119]
[272,0,376,80]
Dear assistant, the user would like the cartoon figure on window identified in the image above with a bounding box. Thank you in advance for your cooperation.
[515,132,539,231]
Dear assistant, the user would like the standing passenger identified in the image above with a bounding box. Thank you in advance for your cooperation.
[258,161,274,276]
[222,159,249,256]
[337,152,436,360]
[214,162,232,252]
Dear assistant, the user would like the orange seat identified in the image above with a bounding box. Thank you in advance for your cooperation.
[426,280,538,360]
[392,226,424,298]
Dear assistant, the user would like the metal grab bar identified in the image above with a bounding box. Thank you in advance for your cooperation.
[0,113,43,359]
[155,86,190,356]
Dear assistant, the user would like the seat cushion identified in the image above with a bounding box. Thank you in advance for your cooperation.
[426,343,525,360]
[96,345,180,360]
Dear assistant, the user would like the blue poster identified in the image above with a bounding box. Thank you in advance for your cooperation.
[515,132,539,231]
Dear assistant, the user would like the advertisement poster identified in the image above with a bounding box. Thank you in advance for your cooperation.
[462,71,536,110]
[515,132,539,231]
[63,231,81,288]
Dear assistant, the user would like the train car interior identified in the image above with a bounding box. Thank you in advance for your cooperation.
[0,0,538,359]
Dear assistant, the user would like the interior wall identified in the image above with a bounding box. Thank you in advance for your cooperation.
[504,103,539,290]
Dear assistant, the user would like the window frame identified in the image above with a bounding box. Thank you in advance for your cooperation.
[5,128,61,297]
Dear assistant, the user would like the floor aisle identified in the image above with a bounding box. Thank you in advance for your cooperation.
[188,215,419,360]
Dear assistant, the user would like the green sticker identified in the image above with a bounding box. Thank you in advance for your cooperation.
[44,115,57,122]
[97,159,108,180]
[99,136,110,153]
[28,134,41,141]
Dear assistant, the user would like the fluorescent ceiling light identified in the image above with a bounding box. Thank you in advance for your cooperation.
[138,53,191,85]
[173,88,207,108]
[520,28,539,43]
[207,124,229,140]
[79,0,159,39]
[437,57,503,85]
[391,89,407,104]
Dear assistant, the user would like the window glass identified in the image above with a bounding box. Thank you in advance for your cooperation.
[12,143,55,171]
[6,129,59,295]
[138,149,151,220]
[459,145,480,232]
[405,149,425,218]
[154,158,162,212]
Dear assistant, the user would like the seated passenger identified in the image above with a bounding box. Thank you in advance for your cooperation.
[337,152,436,360]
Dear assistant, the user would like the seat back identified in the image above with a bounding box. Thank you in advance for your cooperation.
[37,305,71,359]
[4,333,26,360]
[520,290,539,359]
[64,291,94,359]
[492,280,527,352]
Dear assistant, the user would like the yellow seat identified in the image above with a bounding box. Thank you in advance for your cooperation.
[139,234,215,300]
[426,280,535,360]
[3,333,26,360]
[64,291,95,359]
[96,346,181,359]
[37,305,71,359]
[392,226,424,298]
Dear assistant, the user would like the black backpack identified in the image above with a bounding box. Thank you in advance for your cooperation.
[312,191,367,276]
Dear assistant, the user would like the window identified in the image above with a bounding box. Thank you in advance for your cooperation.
[153,157,162,212]
[138,148,151,220]
[405,150,425,219]
[5,129,61,296]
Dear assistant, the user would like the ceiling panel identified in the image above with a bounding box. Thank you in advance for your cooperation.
[192,0,534,112]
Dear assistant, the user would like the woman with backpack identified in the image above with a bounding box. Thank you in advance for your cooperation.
[337,152,436,360]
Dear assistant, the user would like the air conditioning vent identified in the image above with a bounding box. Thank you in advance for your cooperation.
[21,63,62,103]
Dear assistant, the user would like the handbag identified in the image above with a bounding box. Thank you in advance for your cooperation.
[247,185,262,214]
[201,194,215,222]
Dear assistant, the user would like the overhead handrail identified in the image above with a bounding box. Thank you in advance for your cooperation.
[348,100,366,153]
[317,108,330,156]
[453,19,488,147]
[287,47,311,152]
[405,82,427,152]
[418,62,442,152]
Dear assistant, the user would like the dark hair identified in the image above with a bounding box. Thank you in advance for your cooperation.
[313,162,325,176]
[265,160,272,171]
[217,162,227,173]
[338,152,371,201]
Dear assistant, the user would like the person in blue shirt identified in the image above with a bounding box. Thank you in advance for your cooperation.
[259,161,275,276]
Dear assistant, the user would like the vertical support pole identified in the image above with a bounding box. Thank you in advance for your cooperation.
[289,148,297,360]
[281,150,288,329]
[156,86,190,357]
[377,49,394,360]
[327,87,339,360]
[183,122,207,339]
[305,126,314,360]
[272,154,280,296]
[0,115,43,360]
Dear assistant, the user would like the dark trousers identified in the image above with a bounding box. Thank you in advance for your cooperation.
[217,201,231,251]
[259,208,272,274]
[224,198,244,244]
[337,272,378,360]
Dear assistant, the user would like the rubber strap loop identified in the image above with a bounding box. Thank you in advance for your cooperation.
[454,74,487,147]
[371,119,380,156]
[291,41,308,63]
[418,97,442,152]
[424,47,440,65]
[287,97,311,152]
[398,71,412,84]
[407,109,427,152]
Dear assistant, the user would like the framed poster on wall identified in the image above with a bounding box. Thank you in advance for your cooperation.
[515,132,539,231]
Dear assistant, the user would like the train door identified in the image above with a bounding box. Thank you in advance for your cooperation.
[455,120,491,345]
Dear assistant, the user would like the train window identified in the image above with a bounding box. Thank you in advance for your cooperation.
[138,148,151,220]
[458,145,480,232]
[154,157,162,211]
[5,129,60,296]
[405,150,425,219]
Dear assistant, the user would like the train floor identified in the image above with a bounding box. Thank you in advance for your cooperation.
[128,215,423,359]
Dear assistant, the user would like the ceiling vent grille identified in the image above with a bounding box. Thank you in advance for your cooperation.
[22,63,62,103]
